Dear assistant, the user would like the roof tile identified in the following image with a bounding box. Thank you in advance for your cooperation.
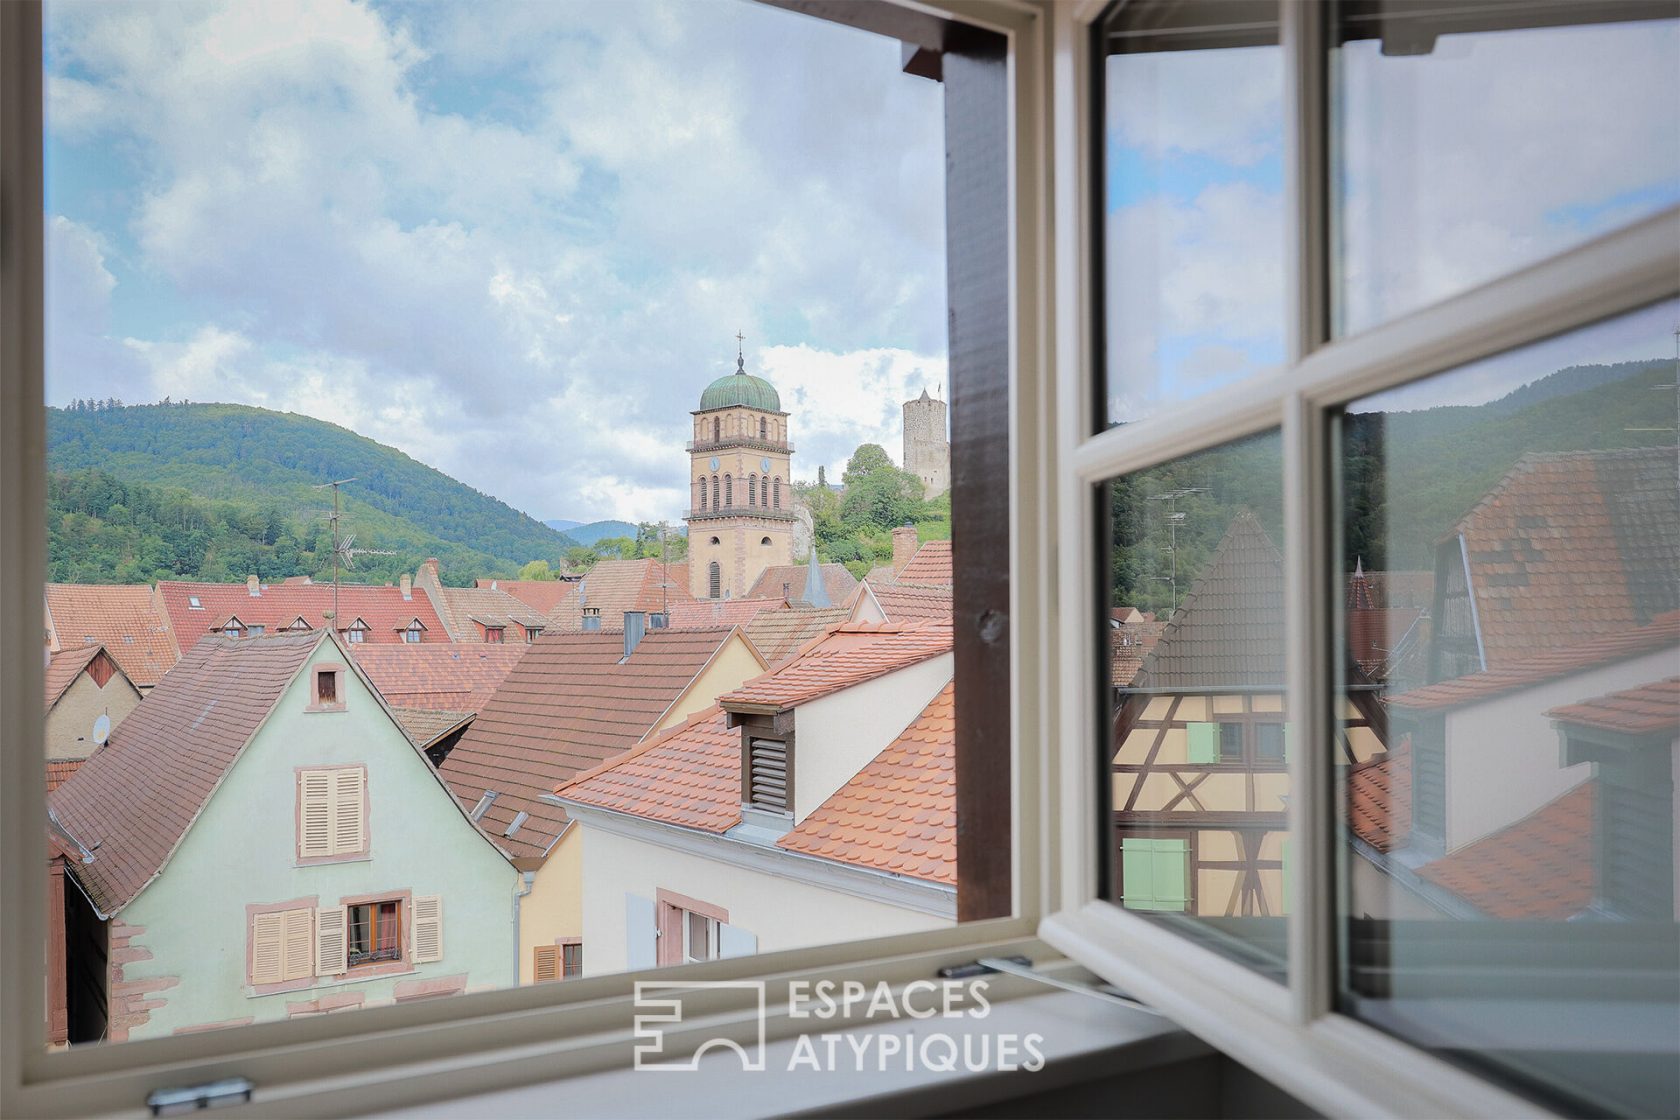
[44,583,178,687]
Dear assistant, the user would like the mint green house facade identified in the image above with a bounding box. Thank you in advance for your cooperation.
[50,631,515,1041]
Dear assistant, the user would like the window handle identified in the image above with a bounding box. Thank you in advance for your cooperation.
[146,1078,254,1116]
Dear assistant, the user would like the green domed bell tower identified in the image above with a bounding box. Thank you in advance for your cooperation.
[685,335,795,600]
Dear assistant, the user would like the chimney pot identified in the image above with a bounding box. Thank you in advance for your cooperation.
[247,574,261,597]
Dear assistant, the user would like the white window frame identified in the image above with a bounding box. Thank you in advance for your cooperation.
[0,1,1056,1115]
[1039,3,1679,1117]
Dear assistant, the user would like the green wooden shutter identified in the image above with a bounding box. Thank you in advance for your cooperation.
[1187,722,1218,764]
[1121,838,1189,912]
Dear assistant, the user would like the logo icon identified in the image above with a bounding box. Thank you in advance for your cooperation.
[632,980,767,1072]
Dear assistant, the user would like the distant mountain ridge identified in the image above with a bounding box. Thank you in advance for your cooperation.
[546,519,639,545]
[47,402,577,583]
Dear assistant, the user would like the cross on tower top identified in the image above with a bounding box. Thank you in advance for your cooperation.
[735,329,745,369]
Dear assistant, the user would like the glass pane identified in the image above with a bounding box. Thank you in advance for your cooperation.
[1105,428,1288,978]
[1332,3,1680,335]
[1335,300,1680,1115]
[1098,1,1285,427]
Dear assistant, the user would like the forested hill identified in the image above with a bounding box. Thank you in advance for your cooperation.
[47,402,576,585]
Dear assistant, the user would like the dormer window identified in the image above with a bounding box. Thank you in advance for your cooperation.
[345,619,370,644]
[221,617,246,639]
[287,616,312,632]
[402,620,424,644]
[523,625,542,643]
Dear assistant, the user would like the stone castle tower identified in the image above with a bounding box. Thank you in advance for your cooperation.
[684,342,795,599]
[903,387,949,498]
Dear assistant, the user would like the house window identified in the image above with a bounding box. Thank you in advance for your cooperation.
[1119,837,1189,913]
[223,624,243,639]
[1217,722,1243,762]
[311,667,342,709]
[288,617,312,632]
[345,620,368,644]
[683,910,719,964]
[347,900,402,968]
[187,595,202,609]
[523,625,542,643]
[403,622,423,643]
[249,905,314,987]
[297,766,365,860]
[248,624,265,636]
[534,939,583,982]
[483,626,504,643]
[1255,723,1285,762]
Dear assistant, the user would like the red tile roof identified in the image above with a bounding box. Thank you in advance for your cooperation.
[1110,621,1167,687]
[895,540,952,588]
[474,578,578,615]
[348,644,528,712]
[1346,741,1411,853]
[46,759,84,794]
[554,707,743,832]
[1419,782,1596,920]
[1450,449,1678,668]
[744,606,852,666]
[430,586,549,641]
[747,563,859,606]
[778,682,955,884]
[388,707,475,749]
[864,583,954,625]
[664,597,786,629]
[44,645,105,711]
[546,559,694,630]
[719,623,952,714]
[1388,612,1680,711]
[438,627,752,860]
[44,583,178,687]
[48,632,326,914]
[155,579,445,651]
[1547,678,1679,737]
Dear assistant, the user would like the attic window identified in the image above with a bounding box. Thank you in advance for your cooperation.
[345,620,369,644]
[523,625,542,643]
[188,596,202,609]
[309,666,346,712]
[248,624,265,636]
[288,617,312,632]
[403,620,423,644]
[222,622,245,639]
[483,625,505,644]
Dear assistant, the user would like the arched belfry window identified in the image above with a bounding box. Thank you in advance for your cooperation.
[711,475,719,508]
[708,561,721,600]
[749,474,757,506]
[759,417,767,439]
[773,477,781,508]
[697,478,706,511]
[725,474,733,506]
[761,475,769,507]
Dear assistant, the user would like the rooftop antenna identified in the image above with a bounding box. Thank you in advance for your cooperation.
[312,477,396,627]
[1626,325,1680,441]
[1145,487,1206,612]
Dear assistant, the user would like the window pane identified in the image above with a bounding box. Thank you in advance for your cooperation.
[1098,1,1285,426]
[1105,428,1287,978]
[1334,300,1680,1115]
[1332,3,1680,335]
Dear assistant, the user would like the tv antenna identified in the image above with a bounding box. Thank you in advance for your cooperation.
[1146,487,1206,612]
[1625,325,1680,439]
[312,477,397,626]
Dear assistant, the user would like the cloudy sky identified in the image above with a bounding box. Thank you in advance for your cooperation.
[44,0,948,523]
[1104,17,1679,423]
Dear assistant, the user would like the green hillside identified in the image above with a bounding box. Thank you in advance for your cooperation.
[47,401,576,585]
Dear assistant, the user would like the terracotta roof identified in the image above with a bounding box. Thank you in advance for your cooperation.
[895,540,952,588]
[155,579,446,650]
[778,681,956,884]
[48,632,326,914]
[348,644,527,712]
[1547,678,1679,736]
[547,559,694,631]
[554,707,743,832]
[1346,740,1411,853]
[744,606,852,666]
[44,645,105,711]
[46,759,84,794]
[865,583,953,624]
[438,627,750,860]
[1110,621,1166,687]
[431,586,549,640]
[1418,782,1596,919]
[388,707,474,749]
[1347,607,1426,677]
[473,578,578,615]
[664,597,786,629]
[747,563,859,606]
[1388,612,1680,711]
[1128,513,1284,693]
[1450,449,1679,669]
[44,583,178,687]
[719,623,952,714]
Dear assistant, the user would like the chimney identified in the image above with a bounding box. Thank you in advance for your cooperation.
[623,611,648,658]
[892,526,918,574]
[581,614,602,632]
[247,574,261,597]
[418,557,441,588]
[400,573,412,601]
[649,613,669,629]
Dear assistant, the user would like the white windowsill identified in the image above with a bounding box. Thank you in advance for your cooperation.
[371,990,1206,1119]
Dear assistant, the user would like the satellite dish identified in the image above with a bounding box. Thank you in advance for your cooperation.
[92,714,111,746]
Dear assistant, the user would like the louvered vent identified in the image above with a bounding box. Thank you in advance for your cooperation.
[748,738,789,813]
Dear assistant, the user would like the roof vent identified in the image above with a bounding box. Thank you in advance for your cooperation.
[502,810,530,838]
[469,790,498,822]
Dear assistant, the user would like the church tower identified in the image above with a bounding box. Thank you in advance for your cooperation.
[685,338,794,599]
[903,387,949,498]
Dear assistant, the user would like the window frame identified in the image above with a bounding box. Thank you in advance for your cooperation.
[1040,2,1679,1117]
[0,1,1054,1114]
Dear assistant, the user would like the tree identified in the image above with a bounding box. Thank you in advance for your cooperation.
[842,444,894,486]
[519,559,557,581]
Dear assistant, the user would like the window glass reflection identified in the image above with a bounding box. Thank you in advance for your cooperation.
[1335,300,1680,1116]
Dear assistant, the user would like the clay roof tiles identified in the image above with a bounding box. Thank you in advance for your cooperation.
[432,586,549,638]
[664,597,787,630]
[155,579,445,650]
[546,559,694,631]
[719,622,953,714]
[46,759,84,794]
[44,583,178,687]
[43,644,105,711]
[553,707,743,833]
[1418,783,1596,920]
[743,606,852,666]
[865,583,954,625]
[747,563,859,606]
[1546,678,1679,737]
[347,644,528,713]
[437,626,748,860]
[1346,741,1411,853]
[895,540,952,588]
[473,579,578,615]
[48,631,325,914]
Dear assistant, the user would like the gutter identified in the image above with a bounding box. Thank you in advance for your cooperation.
[512,870,535,983]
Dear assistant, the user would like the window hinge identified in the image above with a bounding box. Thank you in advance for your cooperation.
[939,955,1161,1015]
[145,1077,253,1116]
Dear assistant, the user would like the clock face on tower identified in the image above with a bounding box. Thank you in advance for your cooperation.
[710,457,720,471]
[761,457,771,472]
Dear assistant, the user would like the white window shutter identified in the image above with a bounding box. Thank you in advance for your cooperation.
[281,907,313,982]
[718,922,757,959]
[251,912,285,985]
[316,905,348,976]
[625,894,657,971]
[412,895,444,963]
[332,768,365,855]
[298,770,333,859]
